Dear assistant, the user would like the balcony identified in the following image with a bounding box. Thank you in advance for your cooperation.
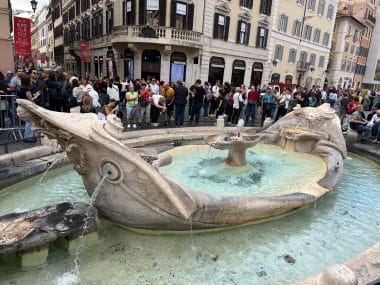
[112,25,202,49]
[64,40,80,54]
[366,14,376,25]
[296,61,310,72]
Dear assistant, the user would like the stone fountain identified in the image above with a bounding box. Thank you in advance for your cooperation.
[204,119,262,167]
[15,100,346,232]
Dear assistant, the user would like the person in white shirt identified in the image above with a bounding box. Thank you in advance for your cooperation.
[150,92,166,127]
[231,87,244,125]
[107,78,120,102]
[149,78,160,95]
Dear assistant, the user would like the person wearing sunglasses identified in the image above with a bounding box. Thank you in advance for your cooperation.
[28,68,48,108]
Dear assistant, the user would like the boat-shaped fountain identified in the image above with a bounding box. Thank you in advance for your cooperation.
[15,100,346,232]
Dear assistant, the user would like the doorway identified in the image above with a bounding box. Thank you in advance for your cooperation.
[141,49,161,80]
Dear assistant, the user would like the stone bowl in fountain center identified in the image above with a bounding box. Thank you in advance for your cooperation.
[204,131,262,150]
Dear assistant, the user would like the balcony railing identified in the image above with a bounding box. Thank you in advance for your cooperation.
[112,25,202,47]
[366,14,376,25]
[297,61,310,72]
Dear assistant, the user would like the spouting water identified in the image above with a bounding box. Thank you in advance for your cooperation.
[38,153,67,184]
[91,174,109,205]
[60,174,108,284]
[236,119,245,138]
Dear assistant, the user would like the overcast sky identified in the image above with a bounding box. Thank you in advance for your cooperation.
[11,0,49,11]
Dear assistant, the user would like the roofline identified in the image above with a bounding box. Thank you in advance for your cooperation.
[336,14,367,29]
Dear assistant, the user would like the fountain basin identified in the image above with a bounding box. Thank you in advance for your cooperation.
[0,154,379,284]
[15,100,346,231]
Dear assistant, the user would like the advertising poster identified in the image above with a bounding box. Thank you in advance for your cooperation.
[80,40,91,63]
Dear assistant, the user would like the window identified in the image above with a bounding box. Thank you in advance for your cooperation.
[317,0,325,15]
[300,51,308,63]
[63,12,68,24]
[313,29,321,43]
[240,0,253,9]
[256,26,268,48]
[308,0,316,11]
[259,0,272,16]
[350,45,355,54]
[279,14,288,33]
[69,6,75,20]
[322,32,330,46]
[123,1,135,25]
[174,2,186,29]
[347,60,351,72]
[293,20,302,37]
[288,48,297,63]
[356,46,360,55]
[213,13,230,41]
[341,59,346,71]
[318,56,325,68]
[106,5,114,34]
[344,42,349,52]
[327,5,334,19]
[310,53,316,66]
[353,29,359,42]
[297,0,304,5]
[274,44,284,60]
[82,18,90,39]
[171,2,194,30]
[351,62,356,73]
[81,0,90,12]
[303,25,312,41]
[237,20,250,45]
[92,11,103,38]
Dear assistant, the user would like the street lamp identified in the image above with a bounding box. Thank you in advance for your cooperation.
[30,0,38,13]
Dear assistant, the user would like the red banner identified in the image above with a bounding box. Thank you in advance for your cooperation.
[14,16,31,57]
[80,40,91,63]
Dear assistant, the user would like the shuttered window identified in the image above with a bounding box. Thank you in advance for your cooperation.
[213,13,230,41]
[236,20,251,45]
[170,1,194,30]
[256,26,268,48]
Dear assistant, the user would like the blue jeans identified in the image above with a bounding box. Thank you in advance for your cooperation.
[245,103,256,124]
[175,103,186,126]
[356,124,372,137]
[24,121,34,139]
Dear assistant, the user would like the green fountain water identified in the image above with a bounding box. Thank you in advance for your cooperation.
[0,146,379,284]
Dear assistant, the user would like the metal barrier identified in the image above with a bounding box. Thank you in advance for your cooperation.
[0,95,23,140]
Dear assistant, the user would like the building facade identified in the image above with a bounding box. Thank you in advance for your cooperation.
[338,0,377,90]
[327,15,365,89]
[269,0,338,89]
[60,0,274,87]
[50,0,64,67]
[32,5,50,68]
[363,2,380,90]
[0,0,14,72]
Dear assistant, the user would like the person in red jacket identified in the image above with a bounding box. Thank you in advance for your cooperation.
[245,85,260,125]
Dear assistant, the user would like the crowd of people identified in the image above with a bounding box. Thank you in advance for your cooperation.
[1,67,380,143]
